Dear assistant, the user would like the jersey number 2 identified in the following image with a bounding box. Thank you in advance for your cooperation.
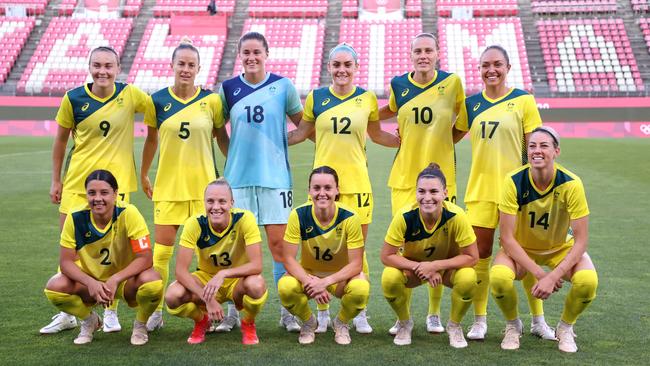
[100,248,111,265]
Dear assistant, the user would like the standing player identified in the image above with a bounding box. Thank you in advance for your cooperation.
[491,127,598,352]
[165,179,267,345]
[278,166,370,345]
[140,39,228,331]
[218,32,303,332]
[44,46,150,334]
[44,170,163,345]
[288,43,399,333]
[453,46,551,341]
[379,33,466,334]
[381,163,478,348]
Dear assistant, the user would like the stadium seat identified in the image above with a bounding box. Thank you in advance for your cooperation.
[153,0,234,17]
[247,0,327,18]
[437,0,518,17]
[531,0,617,15]
[0,0,48,16]
[0,17,35,85]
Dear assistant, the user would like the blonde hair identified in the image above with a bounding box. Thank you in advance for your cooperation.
[172,37,200,63]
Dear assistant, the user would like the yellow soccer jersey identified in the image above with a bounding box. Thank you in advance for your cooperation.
[179,208,262,276]
[303,86,379,194]
[56,83,150,194]
[145,87,224,201]
[284,202,364,276]
[385,200,476,262]
[387,71,465,193]
[457,88,542,204]
[60,201,151,282]
[499,163,589,254]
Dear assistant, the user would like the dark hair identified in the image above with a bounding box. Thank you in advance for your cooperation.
[205,177,233,198]
[172,37,200,64]
[309,166,339,187]
[481,45,510,66]
[411,32,438,50]
[85,169,118,191]
[416,163,446,188]
[89,46,120,66]
[531,126,560,147]
[238,31,269,53]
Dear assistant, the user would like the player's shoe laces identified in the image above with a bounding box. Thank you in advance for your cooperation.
[298,315,317,344]
[352,309,373,334]
[40,312,77,334]
[187,314,210,345]
[74,312,102,345]
[102,309,122,333]
[333,317,351,345]
[446,321,468,348]
[240,319,259,345]
[530,320,557,341]
[146,310,164,332]
[466,320,487,340]
[393,319,413,346]
[280,307,301,333]
[212,306,240,333]
[388,320,400,336]
[316,309,331,333]
[130,320,149,346]
[556,322,578,353]
[426,314,445,333]
[500,319,523,350]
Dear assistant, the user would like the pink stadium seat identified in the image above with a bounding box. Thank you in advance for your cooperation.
[247,0,327,18]
[0,0,49,15]
[153,0,234,17]
[0,17,35,86]
[531,0,617,14]
[437,0,518,17]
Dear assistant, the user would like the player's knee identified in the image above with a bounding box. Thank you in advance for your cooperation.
[138,268,162,284]
[277,275,301,301]
[490,265,515,297]
[570,270,598,302]
[453,268,477,302]
[244,275,267,298]
[346,278,370,306]
[44,273,72,293]
[164,282,184,309]
[381,267,405,296]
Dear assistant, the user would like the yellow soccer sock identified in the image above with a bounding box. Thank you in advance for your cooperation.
[427,285,443,316]
[167,302,204,322]
[135,280,164,323]
[278,276,312,321]
[473,256,491,316]
[489,265,518,321]
[449,268,477,323]
[381,267,411,321]
[561,270,598,324]
[44,289,91,319]
[242,290,269,322]
[153,243,174,311]
[316,302,330,311]
[522,271,544,317]
[338,278,370,323]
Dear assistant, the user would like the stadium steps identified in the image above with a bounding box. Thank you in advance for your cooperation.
[119,0,155,81]
[215,0,250,87]
[518,0,550,97]
[318,0,342,88]
[421,0,436,34]
[620,0,650,95]
[0,0,61,96]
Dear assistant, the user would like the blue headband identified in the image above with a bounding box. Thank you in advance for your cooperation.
[328,43,358,62]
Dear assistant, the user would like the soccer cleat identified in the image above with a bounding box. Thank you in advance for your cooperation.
[466,320,488,340]
[280,308,301,333]
[333,317,351,345]
[352,309,373,334]
[212,313,241,333]
[130,320,149,346]
[530,320,557,341]
[393,319,414,346]
[187,314,210,345]
[556,322,578,353]
[146,310,164,332]
[388,320,400,336]
[500,319,523,350]
[316,310,331,334]
[426,314,445,334]
[102,309,122,333]
[40,312,77,334]
[447,321,468,349]
[240,319,259,345]
[298,315,318,345]
[73,312,102,345]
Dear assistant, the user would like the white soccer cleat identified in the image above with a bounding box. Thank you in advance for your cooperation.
[130,320,149,346]
[530,320,557,341]
[352,309,373,334]
[146,310,164,332]
[74,312,102,345]
[280,307,301,333]
[315,310,331,334]
[40,312,77,334]
[102,309,122,333]
[500,319,523,350]
[333,317,351,345]
[212,312,241,333]
[393,319,414,346]
[298,315,317,345]
[447,321,468,348]
[467,320,488,340]
[426,314,445,333]
[388,320,400,336]
[556,322,578,353]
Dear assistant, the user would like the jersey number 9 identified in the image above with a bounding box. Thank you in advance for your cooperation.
[99,121,111,137]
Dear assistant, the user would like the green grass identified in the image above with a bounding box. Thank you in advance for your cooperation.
[1,136,649,365]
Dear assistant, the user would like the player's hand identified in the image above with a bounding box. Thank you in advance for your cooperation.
[141,175,153,200]
[206,298,224,322]
[87,279,111,306]
[304,276,328,298]
[427,272,443,288]
[203,274,224,303]
[103,277,119,305]
[313,291,331,305]
[531,274,558,300]
[50,181,62,204]
[415,261,438,282]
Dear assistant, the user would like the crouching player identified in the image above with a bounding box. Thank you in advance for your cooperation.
[44,170,162,345]
[381,163,478,348]
[164,179,267,345]
[491,127,598,352]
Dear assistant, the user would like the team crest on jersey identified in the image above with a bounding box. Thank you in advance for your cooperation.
[306,226,314,233]
[336,226,343,238]
[230,230,237,238]
[473,103,481,111]
[321,98,331,106]
[401,88,410,97]
[437,85,445,95]
[163,103,172,111]
[443,227,448,235]
[355,97,363,107]
[81,102,90,111]
[269,86,277,95]
[200,100,207,111]
[233,88,241,96]
[116,97,124,107]
[506,102,515,112]
[554,191,560,200]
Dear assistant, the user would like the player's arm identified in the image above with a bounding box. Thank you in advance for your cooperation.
[367,121,400,147]
[425,242,478,273]
[288,110,303,128]
[203,242,263,301]
[50,126,71,204]
[174,246,205,299]
[380,242,420,271]
[282,241,312,285]
[452,126,467,143]
[378,104,397,120]
[59,246,111,305]
[140,126,158,199]
[321,247,363,287]
[287,118,315,146]
[213,126,229,156]
[499,212,546,279]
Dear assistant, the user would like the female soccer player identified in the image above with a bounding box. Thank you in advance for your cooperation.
[44,170,163,345]
[45,46,150,334]
[278,166,370,345]
[218,31,303,332]
[378,33,466,335]
[141,39,228,331]
[381,163,478,348]
[165,179,267,345]
[453,46,551,341]
[491,127,597,352]
[288,43,399,333]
